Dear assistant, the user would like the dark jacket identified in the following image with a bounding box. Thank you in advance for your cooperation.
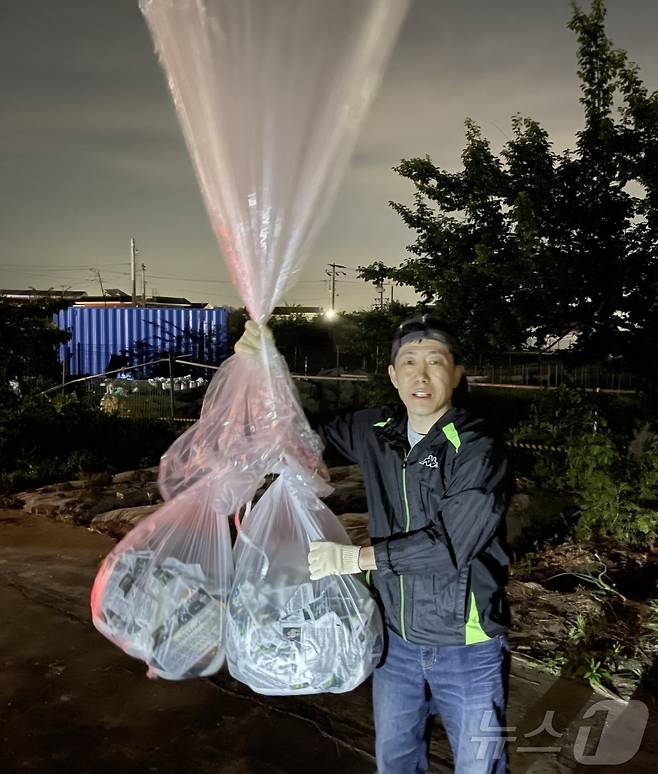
[319,406,511,646]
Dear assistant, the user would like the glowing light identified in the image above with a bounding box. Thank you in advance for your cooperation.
[325,309,338,321]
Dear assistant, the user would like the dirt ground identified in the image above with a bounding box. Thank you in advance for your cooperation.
[1,510,657,774]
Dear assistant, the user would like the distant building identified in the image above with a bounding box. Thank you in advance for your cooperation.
[272,305,324,320]
[0,288,87,305]
[1,288,208,309]
[72,288,208,309]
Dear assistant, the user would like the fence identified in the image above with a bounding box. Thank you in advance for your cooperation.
[42,356,369,423]
[469,360,638,392]
[42,355,639,424]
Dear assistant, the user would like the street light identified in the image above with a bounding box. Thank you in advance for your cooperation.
[324,308,338,321]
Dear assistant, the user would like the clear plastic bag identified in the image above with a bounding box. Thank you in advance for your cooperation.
[91,476,233,680]
[226,463,384,695]
[158,341,326,502]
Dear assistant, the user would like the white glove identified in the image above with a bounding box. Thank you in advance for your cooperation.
[234,320,274,355]
[308,541,362,580]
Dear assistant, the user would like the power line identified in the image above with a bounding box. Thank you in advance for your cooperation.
[0,268,130,280]
[0,262,130,270]
[148,273,233,283]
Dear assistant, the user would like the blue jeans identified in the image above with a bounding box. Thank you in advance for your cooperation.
[373,628,509,773]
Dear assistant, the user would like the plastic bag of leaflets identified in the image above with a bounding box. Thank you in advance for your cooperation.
[226,459,384,696]
[90,475,233,680]
[90,343,322,680]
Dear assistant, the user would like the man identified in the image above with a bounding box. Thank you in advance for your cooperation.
[236,315,511,773]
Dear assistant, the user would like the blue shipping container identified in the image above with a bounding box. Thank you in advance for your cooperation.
[56,306,229,376]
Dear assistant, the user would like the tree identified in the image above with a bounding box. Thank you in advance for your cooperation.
[0,298,70,402]
[360,0,658,379]
[338,302,416,372]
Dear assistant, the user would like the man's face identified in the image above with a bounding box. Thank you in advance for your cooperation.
[388,338,464,431]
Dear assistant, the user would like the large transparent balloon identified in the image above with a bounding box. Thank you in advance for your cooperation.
[92,0,409,682]
[142,0,410,501]
[140,0,410,323]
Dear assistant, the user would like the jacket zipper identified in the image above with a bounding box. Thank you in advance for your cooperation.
[461,566,471,622]
[400,450,412,640]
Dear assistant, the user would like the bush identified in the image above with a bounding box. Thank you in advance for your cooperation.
[465,386,536,436]
[512,387,658,547]
[0,392,180,492]
[353,373,399,411]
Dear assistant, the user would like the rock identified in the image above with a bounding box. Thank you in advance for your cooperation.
[323,466,367,514]
[112,467,159,484]
[113,483,162,508]
[111,470,143,484]
[15,469,163,528]
[328,465,363,485]
[79,495,127,522]
[52,480,88,491]
[35,498,77,519]
[19,493,81,520]
[79,472,113,488]
[338,512,370,546]
[0,494,23,510]
[90,505,160,538]
[323,483,368,515]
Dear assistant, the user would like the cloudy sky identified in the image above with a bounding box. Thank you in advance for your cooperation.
[2,0,657,311]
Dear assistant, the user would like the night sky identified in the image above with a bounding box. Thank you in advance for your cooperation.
[2,0,657,310]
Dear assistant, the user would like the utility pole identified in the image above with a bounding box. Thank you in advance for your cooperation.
[325,262,347,313]
[141,263,147,307]
[91,268,106,305]
[131,237,138,307]
[168,352,175,419]
[375,282,385,310]
[372,281,394,309]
